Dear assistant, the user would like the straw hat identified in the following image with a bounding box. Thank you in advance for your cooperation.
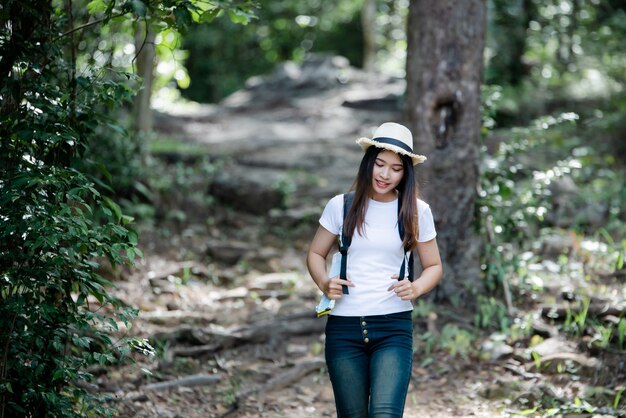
[356,122,426,166]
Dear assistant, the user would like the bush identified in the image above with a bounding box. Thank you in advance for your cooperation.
[1,1,257,414]
[0,3,142,416]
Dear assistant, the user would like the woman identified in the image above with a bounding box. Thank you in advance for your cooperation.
[307,122,443,417]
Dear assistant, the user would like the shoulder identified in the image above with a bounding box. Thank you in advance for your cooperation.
[416,198,431,211]
[327,194,344,208]
[321,194,345,216]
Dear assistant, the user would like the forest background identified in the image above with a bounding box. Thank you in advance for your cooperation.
[1,0,625,417]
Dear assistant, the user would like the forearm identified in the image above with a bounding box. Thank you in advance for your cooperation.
[306,251,331,295]
[413,264,443,296]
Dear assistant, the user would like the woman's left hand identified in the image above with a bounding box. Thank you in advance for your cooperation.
[388,275,422,300]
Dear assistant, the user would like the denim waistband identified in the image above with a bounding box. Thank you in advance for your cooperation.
[328,310,412,323]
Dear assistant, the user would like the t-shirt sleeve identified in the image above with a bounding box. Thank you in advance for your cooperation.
[417,200,437,242]
[319,194,343,235]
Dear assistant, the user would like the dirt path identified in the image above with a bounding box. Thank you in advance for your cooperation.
[107,254,511,418]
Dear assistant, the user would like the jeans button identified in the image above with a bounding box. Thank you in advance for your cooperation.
[361,321,367,326]
[364,337,370,343]
[363,329,368,335]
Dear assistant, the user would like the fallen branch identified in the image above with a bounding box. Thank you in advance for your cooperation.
[502,363,542,380]
[237,357,325,399]
[145,261,211,283]
[541,302,626,320]
[152,315,326,357]
[143,373,223,391]
[139,310,216,326]
[524,352,601,374]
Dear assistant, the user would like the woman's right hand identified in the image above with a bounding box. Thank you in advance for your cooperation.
[323,275,354,299]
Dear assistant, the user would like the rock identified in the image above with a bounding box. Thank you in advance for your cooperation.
[549,176,578,197]
[531,319,559,338]
[481,341,514,360]
[546,176,608,228]
[478,379,520,400]
[528,337,576,357]
[248,272,299,292]
[525,338,601,376]
[514,383,559,407]
[248,54,352,92]
[209,169,283,215]
[540,233,574,257]
[525,352,602,375]
[270,206,322,226]
[205,239,252,264]
[480,333,514,360]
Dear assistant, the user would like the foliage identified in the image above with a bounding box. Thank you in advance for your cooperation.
[478,93,580,298]
[0,0,255,416]
[487,0,626,127]
[179,0,418,103]
[181,0,365,102]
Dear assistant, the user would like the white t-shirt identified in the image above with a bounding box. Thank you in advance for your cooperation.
[319,195,437,317]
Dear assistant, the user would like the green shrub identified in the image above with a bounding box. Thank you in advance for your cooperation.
[0,1,256,415]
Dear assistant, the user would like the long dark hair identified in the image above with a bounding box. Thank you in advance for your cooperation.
[343,146,419,251]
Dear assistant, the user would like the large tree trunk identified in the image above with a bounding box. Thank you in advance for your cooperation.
[405,0,486,302]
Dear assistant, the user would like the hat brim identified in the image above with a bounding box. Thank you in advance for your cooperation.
[356,138,427,166]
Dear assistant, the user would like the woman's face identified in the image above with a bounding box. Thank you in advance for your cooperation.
[371,150,404,201]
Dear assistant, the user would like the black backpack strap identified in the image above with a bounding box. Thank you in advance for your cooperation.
[339,192,355,294]
[397,197,414,282]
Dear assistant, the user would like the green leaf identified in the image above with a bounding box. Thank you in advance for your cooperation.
[174,6,192,28]
[87,0,108,14]
[227,8,251,25]
[102,196,122,222]
[197,8,220,23]
[107,122,127,136]
[126,247,136,262]
[52,369,65,381]
[127,229,138,245]
[107,318,119,330]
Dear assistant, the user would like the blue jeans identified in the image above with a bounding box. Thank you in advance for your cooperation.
[325,311,413,418]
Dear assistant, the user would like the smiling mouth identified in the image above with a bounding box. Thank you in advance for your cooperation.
[375,180,390,188]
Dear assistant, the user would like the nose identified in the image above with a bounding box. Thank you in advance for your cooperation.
[380,166,390,179]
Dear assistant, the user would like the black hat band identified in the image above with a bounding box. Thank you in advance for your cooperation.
[372,137,414,154]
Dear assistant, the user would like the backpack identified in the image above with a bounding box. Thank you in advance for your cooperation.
[338,192,415,294]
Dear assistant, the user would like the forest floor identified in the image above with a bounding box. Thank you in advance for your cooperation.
[102,57,625,417]
[105,252,512,418]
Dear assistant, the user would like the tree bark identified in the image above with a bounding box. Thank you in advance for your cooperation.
[405,0,486,303]
[361,0,377,71]
[133,21,156,134]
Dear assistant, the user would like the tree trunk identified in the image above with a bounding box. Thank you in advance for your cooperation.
[361,0,377,71]
[405,0,486,303]
[133,22,156,134]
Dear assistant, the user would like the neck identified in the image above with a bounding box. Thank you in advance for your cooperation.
[370,190,397,202]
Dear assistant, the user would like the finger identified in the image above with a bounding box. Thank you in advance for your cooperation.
[390,275,399,280]
[336,279,355,287]
[387,281,401,291]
